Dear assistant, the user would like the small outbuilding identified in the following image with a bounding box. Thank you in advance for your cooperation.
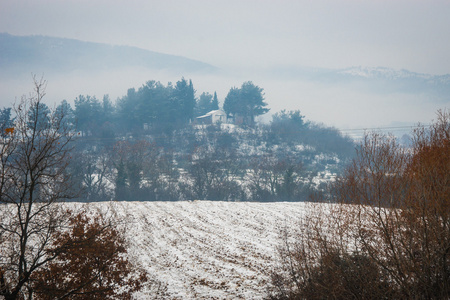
[195,110,227,125]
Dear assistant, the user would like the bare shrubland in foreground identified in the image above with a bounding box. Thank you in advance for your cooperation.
[268,110,449,299]
[0,78,146,300]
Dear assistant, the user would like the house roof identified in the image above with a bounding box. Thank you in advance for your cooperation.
[196,110,226,119]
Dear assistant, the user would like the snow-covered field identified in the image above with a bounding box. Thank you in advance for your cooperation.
[67,201,314,299]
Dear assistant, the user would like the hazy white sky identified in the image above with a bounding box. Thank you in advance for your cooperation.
[1,0,450,75]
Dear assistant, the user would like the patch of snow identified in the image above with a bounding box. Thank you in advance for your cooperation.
[66,201,316,299]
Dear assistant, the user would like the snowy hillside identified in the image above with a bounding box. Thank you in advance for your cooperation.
[67,201,315,299]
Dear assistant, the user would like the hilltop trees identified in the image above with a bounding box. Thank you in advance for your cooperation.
[223,81,269,126]
[212,92,219,111]
[223,87,240,119]
[195,91,220,117]
[69,77,198,137]
[74,95,102,136]
[173,78,196,125]
[116,78,196,134]
[0,76,357,202]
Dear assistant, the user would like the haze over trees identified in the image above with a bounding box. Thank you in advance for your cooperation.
[1,33,449,136]
[0,76,355,203]
[115,78,195,134]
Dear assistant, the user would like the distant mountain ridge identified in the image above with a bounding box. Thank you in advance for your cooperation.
[338,66,450,84]
[335,66,450,96]
[0,33,218,75]
[267,65,450,97]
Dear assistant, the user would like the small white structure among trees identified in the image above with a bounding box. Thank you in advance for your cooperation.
[195,110,227,125]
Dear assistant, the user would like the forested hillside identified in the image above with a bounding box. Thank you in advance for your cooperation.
[0,77,355,202]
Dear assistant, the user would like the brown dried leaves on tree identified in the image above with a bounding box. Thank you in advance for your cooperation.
[268,109,449,299]
[31,211,146,300]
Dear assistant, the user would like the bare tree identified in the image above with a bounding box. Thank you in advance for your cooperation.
[333,113,449,298]
[0,77,75,300]
[186,144,241,201]
[70,146,114,202]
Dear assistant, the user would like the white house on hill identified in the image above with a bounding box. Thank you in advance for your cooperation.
[195,110,227,124]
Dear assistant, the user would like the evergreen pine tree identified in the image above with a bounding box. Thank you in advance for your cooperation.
[212,92,219,110]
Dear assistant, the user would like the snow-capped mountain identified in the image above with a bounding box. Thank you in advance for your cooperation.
[337,66,450,84]
[338,66,432,80]
[321,66,450,96]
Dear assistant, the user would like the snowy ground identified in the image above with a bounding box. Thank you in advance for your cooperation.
[67,201,314,299]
